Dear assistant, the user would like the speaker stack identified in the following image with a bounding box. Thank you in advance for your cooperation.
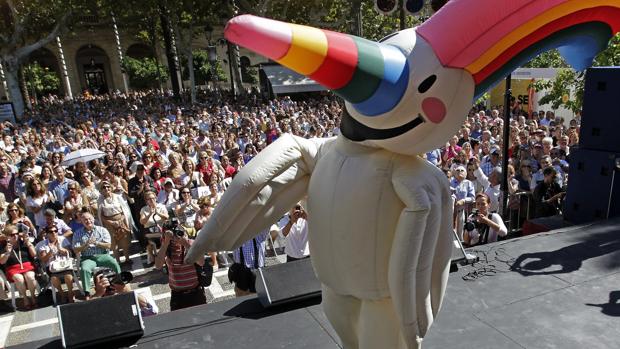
[564,67,620,224]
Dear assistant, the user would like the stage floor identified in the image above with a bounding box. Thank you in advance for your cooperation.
[11,218,620,349]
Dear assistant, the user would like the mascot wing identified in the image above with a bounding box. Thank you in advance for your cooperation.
[185,134,333,263]
[388,161,453,347]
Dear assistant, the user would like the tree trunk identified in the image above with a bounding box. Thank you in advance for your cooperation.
[3,58,25,118]
[159,7,181,99]
[188,48,196,105]
[230,44,245,96]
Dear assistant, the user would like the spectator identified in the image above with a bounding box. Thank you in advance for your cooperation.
[0,225,38,310]
[25,178,50,231]
[194,197,218,270]
[140,190,169,265]
[154,220,207,311]
[128,162,154,248]
[63,182,92,226]
[72,212,121,298]
[6,203,37,239]
[532,167,565,218]
[98,180,133,265]
[230,227,275,296]
[279,203,310,262]
[91,269,157,317]
[157,178,179,211]
[48,166,75,205]
[0,163,16,203]
[37,226,76,304]
[481,146,501,176]
[40,208,73,240]
[175,188,199,235]
[463,193,508,247]
[451,165,476,241]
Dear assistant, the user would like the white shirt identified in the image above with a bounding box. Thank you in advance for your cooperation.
[279,215,310,259]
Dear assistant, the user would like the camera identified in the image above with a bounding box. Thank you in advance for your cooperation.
[464,209,480,232]
[163,217,186,237]
[93,267,133,291]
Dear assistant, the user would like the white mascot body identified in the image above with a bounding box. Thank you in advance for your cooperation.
[186,1,620,348]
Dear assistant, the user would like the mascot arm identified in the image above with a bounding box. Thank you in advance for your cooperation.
[388,165,453,348]
[185,133,333,263]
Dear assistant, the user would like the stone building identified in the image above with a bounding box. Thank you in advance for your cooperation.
[0,15,265,100]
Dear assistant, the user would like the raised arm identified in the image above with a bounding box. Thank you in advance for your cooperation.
[388,160,453,348]
[185,134,334,263]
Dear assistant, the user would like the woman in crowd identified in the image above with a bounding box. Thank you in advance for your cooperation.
[167,152,184,180]
[39,164,54,190]
[178,159,206,194]
[150,167,167,194]
[0,225,38,310]
[97,180,133,264]
[139,191,169,265]
[194,197,218,270]
[37,226,76,304]
[25,178,50,233]
[63,182,91,226]
[80,171,100,213]
[110,164,129,197]
[175,188,199,238]
[6,203,36,239]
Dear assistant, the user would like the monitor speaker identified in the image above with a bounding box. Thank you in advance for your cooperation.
[57,291,145,348]
[579,67,620,152]
[256,258,321,308]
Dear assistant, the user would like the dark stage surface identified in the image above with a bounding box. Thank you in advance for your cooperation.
[12,218,620,349]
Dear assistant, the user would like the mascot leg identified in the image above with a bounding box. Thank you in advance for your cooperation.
[322,285,361,348]
[359,298,410,349]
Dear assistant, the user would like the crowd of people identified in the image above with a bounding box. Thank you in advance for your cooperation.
[428,107,577,246]
[0,89,328,310]
[0,87,577,312]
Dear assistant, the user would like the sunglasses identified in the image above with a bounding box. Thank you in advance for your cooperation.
[102,185,111,189]
[8,233,19,237]
[182,191,191,194]
[8,209,18,212]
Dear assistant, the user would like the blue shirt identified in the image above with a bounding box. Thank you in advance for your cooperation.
[233,229,268,270]
[450,178,476,203]
[48,178,75,204]
[72,225,111,257]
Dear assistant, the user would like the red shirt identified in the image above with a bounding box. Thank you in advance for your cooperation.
[165,239,199,291]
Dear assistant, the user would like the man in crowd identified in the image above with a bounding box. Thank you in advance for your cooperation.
[280,203,310,262]
[72,212,121,298]
[40,208,73,240]
[154,223,207,311]
[48,166,75,205]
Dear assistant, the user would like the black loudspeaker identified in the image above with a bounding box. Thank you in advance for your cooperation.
[57,292,145,348]
[579,68,620,152]
[256,258,321,307]
[564,148,620,224]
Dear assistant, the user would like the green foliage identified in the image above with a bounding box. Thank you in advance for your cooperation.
[241,65,258,84]
[531,33,620,113]
[121,56,168,89]
[22,62,61,96]
[181,50,227,84]
[475,92,490,106]
[532,69,583,113]
[523,50,569,69]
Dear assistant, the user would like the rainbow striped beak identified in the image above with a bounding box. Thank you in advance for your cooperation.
[225,15,409,117]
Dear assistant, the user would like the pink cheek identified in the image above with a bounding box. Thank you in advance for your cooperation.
[422,97,447,124]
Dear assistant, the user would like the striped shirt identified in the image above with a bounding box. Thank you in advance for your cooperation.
[72,225,111,257]
[165,239,199,291]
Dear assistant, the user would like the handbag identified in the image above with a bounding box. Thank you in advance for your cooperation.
[227,238,259,293]
[195,261,214,287]
[49,257,75,273]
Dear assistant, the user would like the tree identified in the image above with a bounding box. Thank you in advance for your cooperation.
[531,33,620,113]
[182,50,227,85]
[0,0,77,117]
[22,61,61,98]
[122,56,168,89]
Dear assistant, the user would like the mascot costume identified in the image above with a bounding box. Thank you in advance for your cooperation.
[187,1,620,347]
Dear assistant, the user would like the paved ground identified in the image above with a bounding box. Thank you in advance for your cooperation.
[0,241,286,348]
